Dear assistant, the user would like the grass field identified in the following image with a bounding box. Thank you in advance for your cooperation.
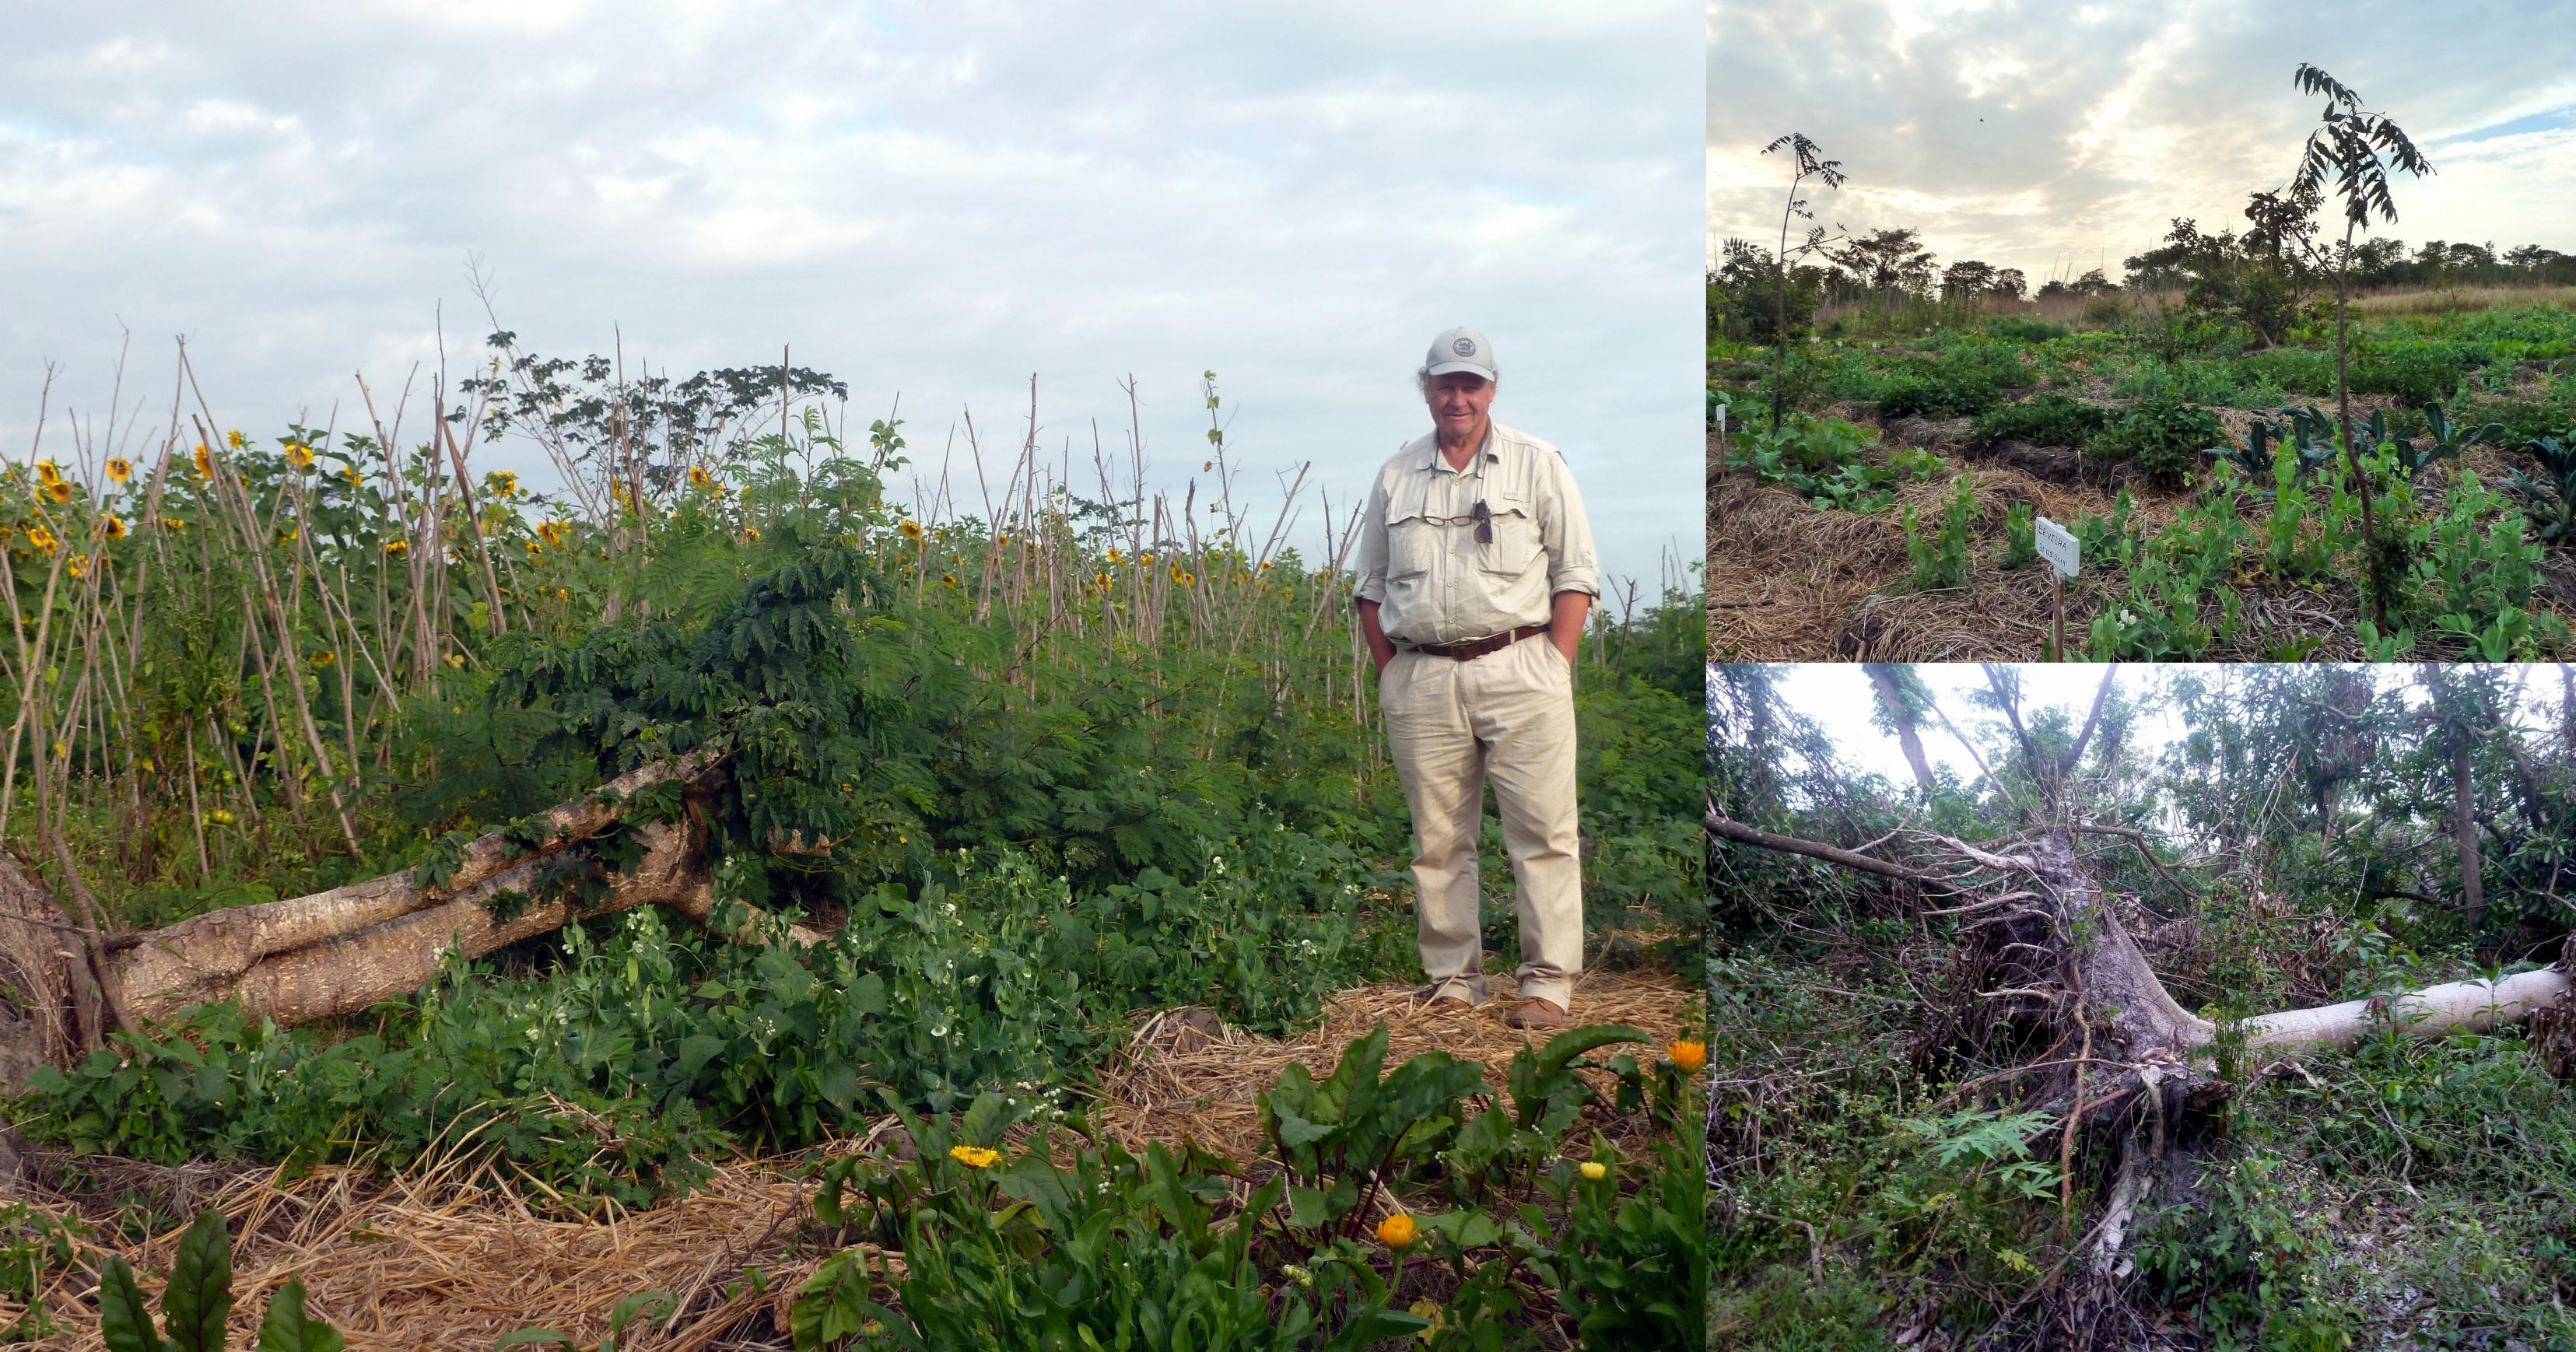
[1708,294,2576,661]
[0,340,1708,1348]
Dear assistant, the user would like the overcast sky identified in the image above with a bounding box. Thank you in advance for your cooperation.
[1707,0,2576,285]
[2,3,1702,590]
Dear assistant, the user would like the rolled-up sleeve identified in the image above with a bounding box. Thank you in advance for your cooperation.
[1540,450,1599,598]
[1353,470,1391,604]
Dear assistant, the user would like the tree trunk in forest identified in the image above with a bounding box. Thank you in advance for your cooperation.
[2242,967,2571,1053]
[1865,663,1937,794]
[2453,734,2484,925]
[0,749,818,1091]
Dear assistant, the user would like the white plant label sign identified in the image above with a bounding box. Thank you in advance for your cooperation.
[2035,516,2080,578]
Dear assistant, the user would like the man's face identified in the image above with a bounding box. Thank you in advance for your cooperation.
[1425,372,1496,439]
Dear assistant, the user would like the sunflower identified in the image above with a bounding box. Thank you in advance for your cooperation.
[1376,1213,1418,1251]
[45,479,72,503]
[1105,547,1123,564]
[741,527,761,543]
[192,444,213,478]
[310,650,336,668]
[276,526,299,543]
[285,443,315,470]
[489,471,519,498]
[899,519,925,541]
[66,555,86,577]
[342,464,362,488]
[525,540,544,557]
[688,465,712,488]
[225,429,247,450]
[940,573,959,587]
[33,459,61,483]
[160,517,187,533]
[105,457,132,485]
[537,520,569,546]
[384,538,408,556]
[102,516,127,541]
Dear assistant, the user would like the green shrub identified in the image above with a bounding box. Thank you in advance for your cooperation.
[1982,317,2070,343]
[1903,475,1977,590]
[2351,340,2469,405]
[1969,393,2109,447]
[2091,398,2231,485]
[2240,346,2337,396]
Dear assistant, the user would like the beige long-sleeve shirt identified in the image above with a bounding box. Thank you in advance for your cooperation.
[1353,423,1600,645]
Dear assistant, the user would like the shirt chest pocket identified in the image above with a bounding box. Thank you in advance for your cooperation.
[1476,489,1541,577]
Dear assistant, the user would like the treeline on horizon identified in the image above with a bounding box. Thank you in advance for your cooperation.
[1709,199,2576,343]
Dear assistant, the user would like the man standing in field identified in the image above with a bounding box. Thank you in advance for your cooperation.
[1354,327,1598,1031]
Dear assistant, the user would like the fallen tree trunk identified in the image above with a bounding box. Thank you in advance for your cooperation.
[0,749,819,1090]
[2238,967,2574,1053]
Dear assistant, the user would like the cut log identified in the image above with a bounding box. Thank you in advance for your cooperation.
[0,750,821,1090]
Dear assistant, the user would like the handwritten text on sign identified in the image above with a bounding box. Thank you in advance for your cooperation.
[2034,516,2080,578]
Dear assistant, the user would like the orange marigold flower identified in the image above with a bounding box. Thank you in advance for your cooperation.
[1668,1040,1707,1074]
[1376,1213,1418,1251]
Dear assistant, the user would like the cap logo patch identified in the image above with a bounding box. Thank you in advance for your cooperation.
[1453,338,1476,356]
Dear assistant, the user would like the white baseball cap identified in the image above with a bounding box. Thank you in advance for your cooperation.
[1424,327,1497,381]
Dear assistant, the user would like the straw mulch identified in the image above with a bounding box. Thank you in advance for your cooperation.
[1709,424,2576,663]
[6,972,1702,1350]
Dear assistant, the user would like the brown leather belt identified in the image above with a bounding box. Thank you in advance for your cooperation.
[1407,623,1550,661]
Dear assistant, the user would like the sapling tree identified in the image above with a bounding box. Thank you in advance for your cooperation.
[2285,61,2434,630]
[1761,132,1849,433]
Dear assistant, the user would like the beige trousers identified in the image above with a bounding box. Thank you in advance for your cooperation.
[1378,634,1582,1009]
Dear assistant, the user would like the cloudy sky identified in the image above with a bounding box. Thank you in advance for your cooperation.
[1708,0,2576,285]
[3,3,1702,589]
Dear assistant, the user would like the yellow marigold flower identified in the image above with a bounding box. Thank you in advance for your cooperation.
[285,443,315,469]
[948,1145,1000,1170]
[1579,1161,1607,1182]
[105,457,132,485]
[899,519,924,541]
[193,444,213,478]
[102,516,127,541]
[384,538,409,556]
[1376,1213,1418,1251]
[311,649,336,668]
[1668,1040,1707,1074]
[225,429,247,450]
[45,479,72,503]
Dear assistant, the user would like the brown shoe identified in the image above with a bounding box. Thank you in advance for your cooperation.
[1502,997,1568,1030]
[1425,993,1474,1013]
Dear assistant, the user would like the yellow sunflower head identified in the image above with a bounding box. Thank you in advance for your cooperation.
[688,465,712,488]
[33,459,61,483]
[285,443,315,470]
[105,457,132,485]
[193,444,213,478]
[45,479,72,503]
[225,429,247,450]
[899,519,924,541]
[103,516,127,541]
[1376,1213,1418,1251]
[384,538,408,556]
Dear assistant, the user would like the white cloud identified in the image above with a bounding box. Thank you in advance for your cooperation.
[5,2,1702,588]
